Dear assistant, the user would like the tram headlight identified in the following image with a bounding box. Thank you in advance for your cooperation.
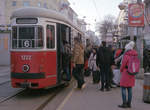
[22,64,30,72]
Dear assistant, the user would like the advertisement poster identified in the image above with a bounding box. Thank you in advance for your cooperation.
[128,3,144,27]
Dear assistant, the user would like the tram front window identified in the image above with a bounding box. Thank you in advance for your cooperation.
[12,26,43,49]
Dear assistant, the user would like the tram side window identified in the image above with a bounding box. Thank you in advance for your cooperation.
[37,27,43,47]
[12,27,17,48]
[46,25,55,49]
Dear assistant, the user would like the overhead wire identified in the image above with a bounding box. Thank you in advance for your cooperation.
[91,0,101,21]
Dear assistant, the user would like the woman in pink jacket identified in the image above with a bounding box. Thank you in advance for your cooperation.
[118,41,138,108]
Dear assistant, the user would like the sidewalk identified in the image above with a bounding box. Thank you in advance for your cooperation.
[54,77,149,110]
[0,66,10,84]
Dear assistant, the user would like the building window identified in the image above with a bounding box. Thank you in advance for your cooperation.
[23,1,30,7]
[44,3,48,9]
[37,2,41,7]
[12,1,17,6]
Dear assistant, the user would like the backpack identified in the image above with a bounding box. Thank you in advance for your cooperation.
[127,55,140,75]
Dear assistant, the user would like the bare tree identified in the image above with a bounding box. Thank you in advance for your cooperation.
[97,15,117,40]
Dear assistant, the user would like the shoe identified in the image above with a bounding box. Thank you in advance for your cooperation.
[99,88,104,91]
[78,82,85,89]
[106,88,111,91]
[127,102,131,108]
[118,103,127,108]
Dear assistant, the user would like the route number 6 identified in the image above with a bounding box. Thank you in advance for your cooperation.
[24,40,30,47]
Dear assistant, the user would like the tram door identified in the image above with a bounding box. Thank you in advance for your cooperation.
[46,23,57,84]
[57,24,71,83]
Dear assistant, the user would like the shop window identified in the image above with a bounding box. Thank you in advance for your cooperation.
[44,3,48,9]
[23,1,30,7]
[37,2,41,7]
[12,1,17,6]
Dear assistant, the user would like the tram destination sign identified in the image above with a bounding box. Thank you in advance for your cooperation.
[128,3,144,27]
[16,18,38,24]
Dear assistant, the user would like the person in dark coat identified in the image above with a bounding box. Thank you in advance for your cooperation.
[96,41,114,91]
[62,40,71,81]
[143,48,150,72]
[108,45,115,87]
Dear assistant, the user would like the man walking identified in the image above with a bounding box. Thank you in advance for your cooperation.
[96,41,114,91]
[72,37,85,89]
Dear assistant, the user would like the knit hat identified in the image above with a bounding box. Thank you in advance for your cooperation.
[125,41,135,51]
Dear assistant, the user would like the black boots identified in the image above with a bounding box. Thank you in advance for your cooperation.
[118,102,131,108]
[100,87,104,91]
[118,103,127,108]
[127,102,131,108]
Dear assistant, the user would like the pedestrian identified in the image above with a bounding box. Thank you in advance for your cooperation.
[112,48,125,86]
[143,47,150,72]
[62,40,71,81]
[118,41,138,108]
[88,48,100,83]
[72,37,85,89]
[108,45,115,88]
[84,44,92,77]
[96,41,113,91]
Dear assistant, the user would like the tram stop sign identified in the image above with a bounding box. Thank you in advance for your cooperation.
[128,3,144,27]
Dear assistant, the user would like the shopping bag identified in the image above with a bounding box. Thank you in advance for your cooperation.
[113,69,120,85]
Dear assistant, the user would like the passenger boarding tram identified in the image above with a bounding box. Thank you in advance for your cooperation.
[10,7,83,89]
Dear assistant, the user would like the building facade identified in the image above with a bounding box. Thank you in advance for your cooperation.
[117,0,138,40]
[144,0,150,48]
[0,0,65,25]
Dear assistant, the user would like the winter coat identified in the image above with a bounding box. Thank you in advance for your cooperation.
[96,46,114,68]
[73,43,84,64]
[88,53,97,71]
[120,50,138,87]
[62,43,71,67]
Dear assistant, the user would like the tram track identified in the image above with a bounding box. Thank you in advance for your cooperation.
[0,80,10,86]
[0,89,25,103]
[0,83,66,110]
[35,87,63,110]
[34,81,73,110]
[0,81,72,110]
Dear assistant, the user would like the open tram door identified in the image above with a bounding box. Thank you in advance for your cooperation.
[56,24,71,83]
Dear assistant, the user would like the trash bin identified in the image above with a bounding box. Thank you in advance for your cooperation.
[143,73,150,103]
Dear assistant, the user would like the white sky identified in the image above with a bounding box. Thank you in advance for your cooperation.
[68,0,121,31]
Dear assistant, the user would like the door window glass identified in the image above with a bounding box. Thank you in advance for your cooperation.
[46,25,55,49]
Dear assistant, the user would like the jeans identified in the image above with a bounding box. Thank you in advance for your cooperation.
[121,87,132,104]
[100,66,111,89]
[64,67,71,81]
[72,64,84,88]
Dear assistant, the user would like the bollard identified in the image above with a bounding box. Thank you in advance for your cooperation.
[143,73,150,103]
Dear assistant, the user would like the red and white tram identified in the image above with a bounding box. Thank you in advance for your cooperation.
[10,7,84,89]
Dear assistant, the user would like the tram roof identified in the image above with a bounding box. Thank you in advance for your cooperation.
[11,7,83,33]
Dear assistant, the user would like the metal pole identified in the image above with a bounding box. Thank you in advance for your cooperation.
[136,27,143,68]
[137,0,142,3]
[136,0,144,77]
